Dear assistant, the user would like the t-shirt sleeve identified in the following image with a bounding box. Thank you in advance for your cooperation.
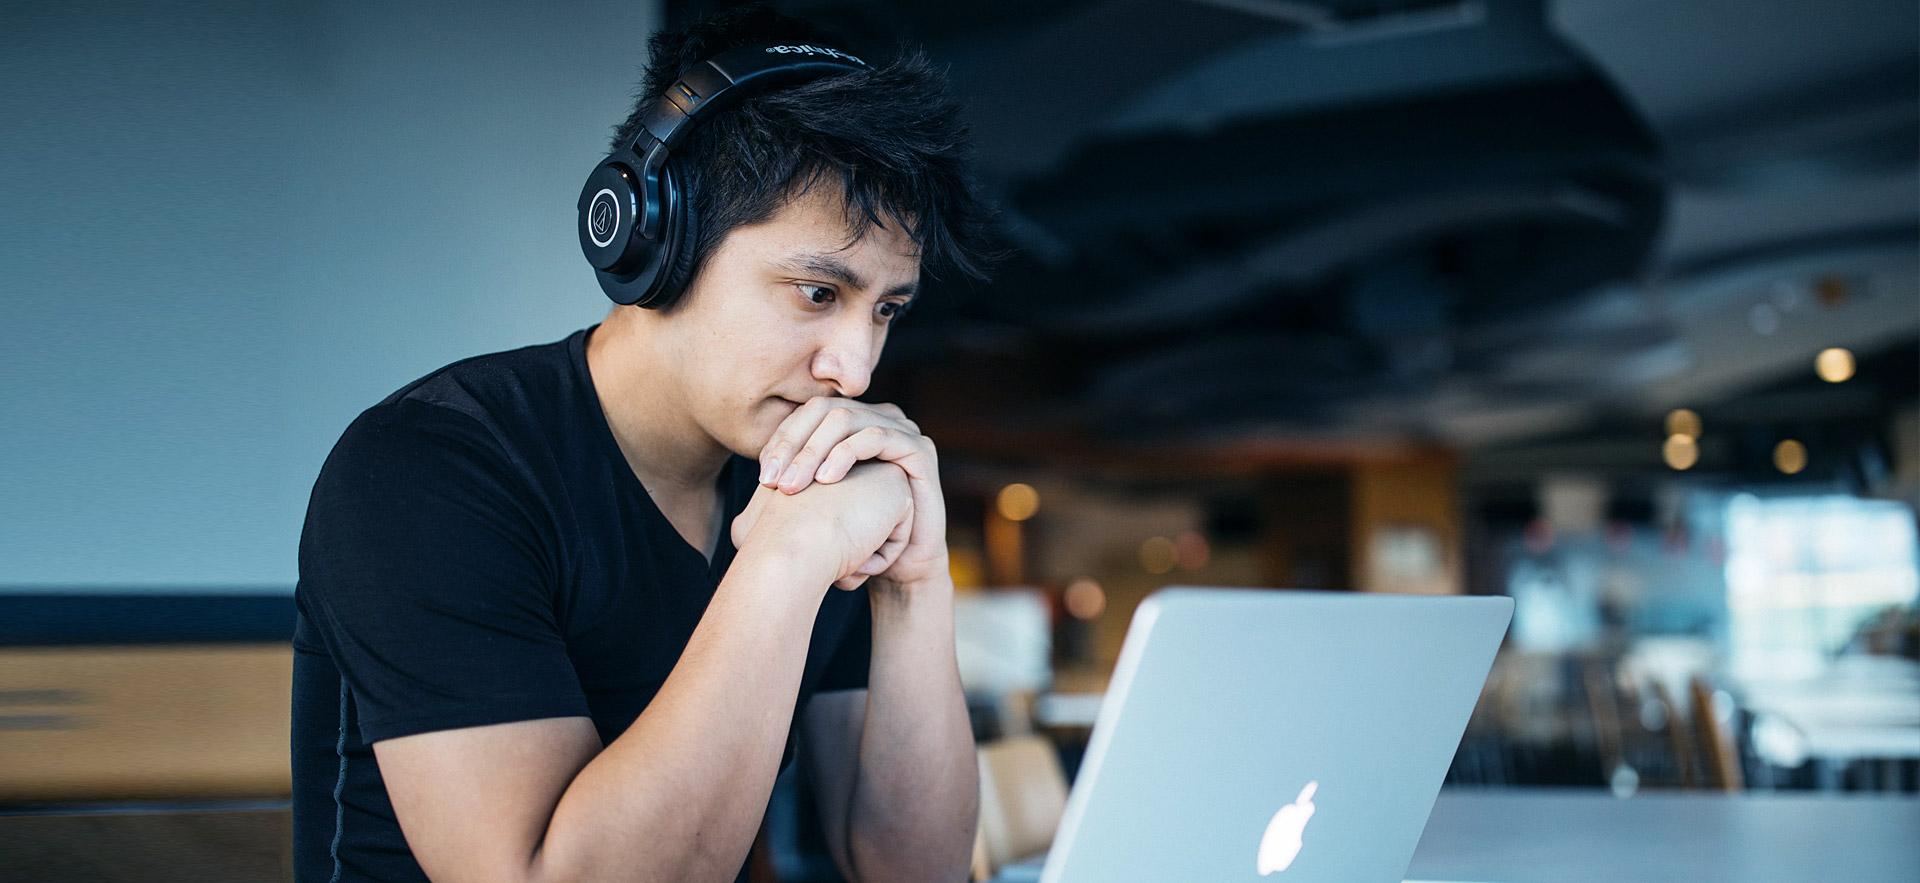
[296,401,589,744]
[813,587,873,693]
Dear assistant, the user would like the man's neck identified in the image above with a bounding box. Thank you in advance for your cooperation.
[584,313,730,498]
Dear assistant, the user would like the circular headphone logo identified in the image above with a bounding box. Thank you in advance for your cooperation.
[587,188,619,247]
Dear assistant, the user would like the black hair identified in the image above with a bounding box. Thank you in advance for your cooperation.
[609,4,998,305]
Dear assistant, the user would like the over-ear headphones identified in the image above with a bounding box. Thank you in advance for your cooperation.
[578,43,869,308]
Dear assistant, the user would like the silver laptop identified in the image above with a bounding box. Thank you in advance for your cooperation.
[1038,587,1512,883]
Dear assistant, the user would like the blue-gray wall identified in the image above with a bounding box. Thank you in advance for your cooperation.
[2,0,660,590]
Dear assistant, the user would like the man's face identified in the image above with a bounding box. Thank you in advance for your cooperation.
[655,182,922,458]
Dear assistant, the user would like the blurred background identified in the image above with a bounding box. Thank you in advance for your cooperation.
[2,0,1915,880]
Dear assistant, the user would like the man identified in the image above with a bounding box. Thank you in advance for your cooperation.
[290,6,996,881]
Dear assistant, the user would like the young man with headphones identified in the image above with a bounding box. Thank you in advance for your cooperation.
[290,7,995,882]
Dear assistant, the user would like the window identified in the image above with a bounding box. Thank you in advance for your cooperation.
[1724,493,1920,679]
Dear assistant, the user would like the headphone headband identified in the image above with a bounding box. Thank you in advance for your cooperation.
[636,44,869,152]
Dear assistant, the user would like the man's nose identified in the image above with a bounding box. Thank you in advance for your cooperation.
[813,322,877,399]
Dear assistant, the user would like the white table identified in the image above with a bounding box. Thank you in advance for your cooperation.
[1032,691,1104,728]
[1738,662,1920,789]
[1407,788,1920,882]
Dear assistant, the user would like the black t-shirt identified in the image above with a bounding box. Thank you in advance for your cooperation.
[290,325,871,883]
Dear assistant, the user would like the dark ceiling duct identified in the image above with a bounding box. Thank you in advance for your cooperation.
[708,0,1913,451]
[983,70,1664,335]
[915,0,1670,439]
[1081,332,1371,437]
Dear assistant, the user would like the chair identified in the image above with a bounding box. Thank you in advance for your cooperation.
[1582,658,1625,781]
[993,689,1039,739]
[972,735,1069,882]
[1688,676,1745,792]
[970,824,995,883]
[1649,680,1698,788]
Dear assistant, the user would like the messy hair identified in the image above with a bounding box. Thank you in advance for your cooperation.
[609,4,998,303]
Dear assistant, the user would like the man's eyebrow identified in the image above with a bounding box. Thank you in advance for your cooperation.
[778,252,919,301]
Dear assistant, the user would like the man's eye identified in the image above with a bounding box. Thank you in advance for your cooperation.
[796,284,835,306]
[876,301,905,321]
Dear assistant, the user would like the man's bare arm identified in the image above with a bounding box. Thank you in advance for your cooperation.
[848,576,977,881]
[798,689,865,879]
[374,539,834,883]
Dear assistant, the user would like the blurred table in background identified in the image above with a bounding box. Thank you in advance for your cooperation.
[0,644,292,802]
[1736,656,1920,789]
[1408,788,1920,882]
[0,596,299,880]
[1033,691,1105,729]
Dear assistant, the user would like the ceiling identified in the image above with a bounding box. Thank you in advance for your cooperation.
[678,0,1919,469]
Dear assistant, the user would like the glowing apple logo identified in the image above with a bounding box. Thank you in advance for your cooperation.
[1256,780,1318,875]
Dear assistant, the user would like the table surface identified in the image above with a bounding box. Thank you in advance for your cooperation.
[997,788,1920,883]
[1406,788,1920,883]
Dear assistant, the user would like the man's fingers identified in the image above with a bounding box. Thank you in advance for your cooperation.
[813,426,904,484]
[866,540,905,575]
[775,408,855,493]
[875,402,921,432]
[761,399,922,487]
[844,495,912,584]
[863,531,906,575]
[759,398,834,484]
[858,507,913,575]
[812,427,934,488]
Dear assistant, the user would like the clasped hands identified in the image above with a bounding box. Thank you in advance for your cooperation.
[729,398,946,592]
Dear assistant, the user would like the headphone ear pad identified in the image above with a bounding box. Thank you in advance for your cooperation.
[650,160,702,310]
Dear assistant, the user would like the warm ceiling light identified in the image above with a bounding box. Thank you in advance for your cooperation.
[1064,578,1106,620]
[1139,536,1177,574]
[996,483,1040,522]
[1774,439,1807,475]
[1663,434,1698,471]
[1815,348,1855,383]
[1813,274,1851,307]
[1665,408,1702,439]
[1174,531,1211,571]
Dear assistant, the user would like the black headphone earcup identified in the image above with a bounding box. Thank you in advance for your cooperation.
[650,161,701,310]
[581,152,667,307]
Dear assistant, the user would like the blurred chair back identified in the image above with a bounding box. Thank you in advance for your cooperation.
[1689,675,1745,792]
[1649,680,1698,788]
[1582,657,1625,783]
[974,735,1068,880]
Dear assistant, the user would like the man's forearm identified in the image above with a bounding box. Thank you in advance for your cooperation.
[847,573,979,882]
[530,542,831,883]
